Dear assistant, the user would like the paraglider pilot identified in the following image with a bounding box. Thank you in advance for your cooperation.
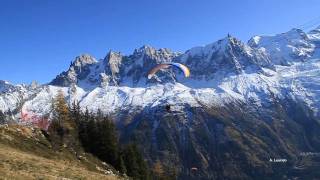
[165,104,171,112]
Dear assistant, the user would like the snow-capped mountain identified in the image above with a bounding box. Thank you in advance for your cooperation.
[2,27,318,119]
[1,26,320,179]
[248,27,320,65]
[50,46,179,89]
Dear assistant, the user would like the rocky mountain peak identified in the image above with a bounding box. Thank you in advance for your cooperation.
[0,80,12,93]
[0,80,26,95]
[72,54,97,68]
[223,34,239,45]
[248,28,315,65]
[307,26,320,41]
[50,54,98,87]
[104,51,123,79]
[178,35,271,80]
[48,26,320,89]
[132,45,176,62]
[134,45,155,54]
[104,51,122,60]
[104,51,122,66]
[0,80,9,86]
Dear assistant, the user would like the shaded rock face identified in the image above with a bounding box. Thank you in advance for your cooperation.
[103,51,123,86]
[0,80,16,93]
[125,46,178,85]
[50,54,97,87]
[177,36,272,81]
[119,98,320,179]
[50,46,180,87]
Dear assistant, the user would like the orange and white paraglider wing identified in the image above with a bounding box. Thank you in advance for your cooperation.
[147,64,171,79]
[171,63,190,77]
[147,63,190,79]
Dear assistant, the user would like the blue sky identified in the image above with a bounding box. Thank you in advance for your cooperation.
[1,0,320,84]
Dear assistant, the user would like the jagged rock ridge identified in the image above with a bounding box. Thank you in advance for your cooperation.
[1,26,320,179]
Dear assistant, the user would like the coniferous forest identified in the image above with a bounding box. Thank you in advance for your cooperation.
[47,91,151,180]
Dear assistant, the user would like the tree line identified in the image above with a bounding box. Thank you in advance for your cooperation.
[48,91,150,180]
[0,110,13,124]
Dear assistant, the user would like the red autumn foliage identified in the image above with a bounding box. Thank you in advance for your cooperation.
[21,110,50,130]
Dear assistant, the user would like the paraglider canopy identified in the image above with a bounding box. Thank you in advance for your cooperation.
[147,63,190,79]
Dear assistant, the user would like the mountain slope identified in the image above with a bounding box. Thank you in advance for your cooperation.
[1,26,320,179]
[0,124,122,179]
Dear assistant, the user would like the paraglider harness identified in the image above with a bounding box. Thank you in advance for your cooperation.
[165,104,171,112]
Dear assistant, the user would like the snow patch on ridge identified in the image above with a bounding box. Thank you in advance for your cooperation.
[1,27,320,123]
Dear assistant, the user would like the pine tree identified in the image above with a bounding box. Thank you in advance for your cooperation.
[134,145,150,180]
[68,106,151,179]
[51,90,70,126]
[122,143,150,180]
[6,109,13,121]
[153,160,165,179]
[96,109,104,121]
[79,107,91,151]
[116,153,127,174]
[48,90,79,151]
[96,117,119,166]
[86,113,98,154]
[48,121,63,149]
[0,110,5,124]
[71,101,80,123]
[122,144,140,179]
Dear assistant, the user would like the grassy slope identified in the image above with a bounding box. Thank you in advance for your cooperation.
[0,125,122,180]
